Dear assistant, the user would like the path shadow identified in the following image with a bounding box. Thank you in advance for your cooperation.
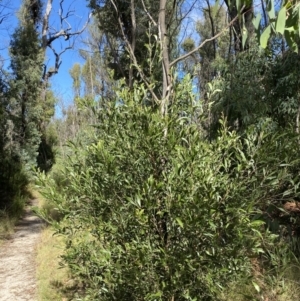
[13,205,44,238]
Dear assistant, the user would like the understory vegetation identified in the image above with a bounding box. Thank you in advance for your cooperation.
[38,79,300,300]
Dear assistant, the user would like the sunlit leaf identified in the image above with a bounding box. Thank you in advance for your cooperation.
[252,281,261,293]
[242,24,248,49]
[260,25,271,48]
[252,13,262,30]
[275,6,286,35]
[266,0,275,20]
[251,220,265,227]
[176,217,184,228]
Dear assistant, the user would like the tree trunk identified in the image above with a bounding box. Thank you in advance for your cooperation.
[159,0,172,116]
[129,0,137,89]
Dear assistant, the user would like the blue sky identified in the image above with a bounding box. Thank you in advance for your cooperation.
[0,0,217,116]
[0,0,91,115]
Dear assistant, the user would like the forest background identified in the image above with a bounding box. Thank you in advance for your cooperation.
[1,0,300,300]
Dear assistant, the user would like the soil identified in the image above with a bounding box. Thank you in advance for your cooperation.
[0,199,43,301]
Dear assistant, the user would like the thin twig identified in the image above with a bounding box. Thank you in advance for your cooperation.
[170,14,239,68]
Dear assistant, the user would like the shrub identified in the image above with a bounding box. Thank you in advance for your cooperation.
[38,82,300,301]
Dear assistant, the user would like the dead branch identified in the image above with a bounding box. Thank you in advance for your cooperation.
[41,0,91,82]
[44,43,73,80]
[141,0,157,27]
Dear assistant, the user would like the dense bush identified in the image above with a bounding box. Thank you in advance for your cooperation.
[38,81,300,300]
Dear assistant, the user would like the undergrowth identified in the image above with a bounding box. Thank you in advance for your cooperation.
[36,227,73,301]
[37,81,300,300]
[0,189,29,243]
[36,191,84,301]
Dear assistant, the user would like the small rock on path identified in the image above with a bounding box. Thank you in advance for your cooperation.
[0,200,43,301]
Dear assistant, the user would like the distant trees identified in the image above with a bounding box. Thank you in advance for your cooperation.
[0,0,91,207]
[0,0,44,208]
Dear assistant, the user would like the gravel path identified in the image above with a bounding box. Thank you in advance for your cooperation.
[0,200,43,301]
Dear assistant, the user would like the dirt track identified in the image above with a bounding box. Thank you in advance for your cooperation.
[0,200,43,301]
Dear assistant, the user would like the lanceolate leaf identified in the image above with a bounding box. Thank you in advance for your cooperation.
[260,25,271,48]
[275,6,286,35]
[242,25,248,50]
[176,217,184,228]
[252,13,262,30]
[253,13,262,43]
[266,0,275,20]
[252,281,261,293]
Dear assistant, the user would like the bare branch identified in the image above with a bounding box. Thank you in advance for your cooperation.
[43,42,73,81]
[40,0,91,104]
[0,12,10,24]
[170,14,239,68]
[42,0,91,49]
[42,0,53,49]
[170,0,197,39]
[129,0,136,88]
[141,0,157,27]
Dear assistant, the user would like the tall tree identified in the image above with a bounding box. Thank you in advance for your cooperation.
[88,0,182,104]
[69,63,82,99]
[195,3,231,97]
[9,0,44,165]
[40,0,91,102]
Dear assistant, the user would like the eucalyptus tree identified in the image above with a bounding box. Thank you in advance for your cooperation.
[196,3,231,97]
[86,0,249,116]
[87,0,193,112]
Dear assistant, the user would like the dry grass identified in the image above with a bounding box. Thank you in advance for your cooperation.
[221,265,300,301]
[34,187,67,301]
[35,187,81,301]
[36,227,72,301]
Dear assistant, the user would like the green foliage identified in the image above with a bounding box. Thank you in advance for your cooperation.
[37,134,56,173]
[267,50,300,128]
[69,63,82,98]
[0,0,55,215]
[209,47,271,132]
[38,79,300,300]
[210,43,300,134]
[0,63,28,209]
[37,90,57,172]
[254,0,300,52]
[9,8,44,169]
